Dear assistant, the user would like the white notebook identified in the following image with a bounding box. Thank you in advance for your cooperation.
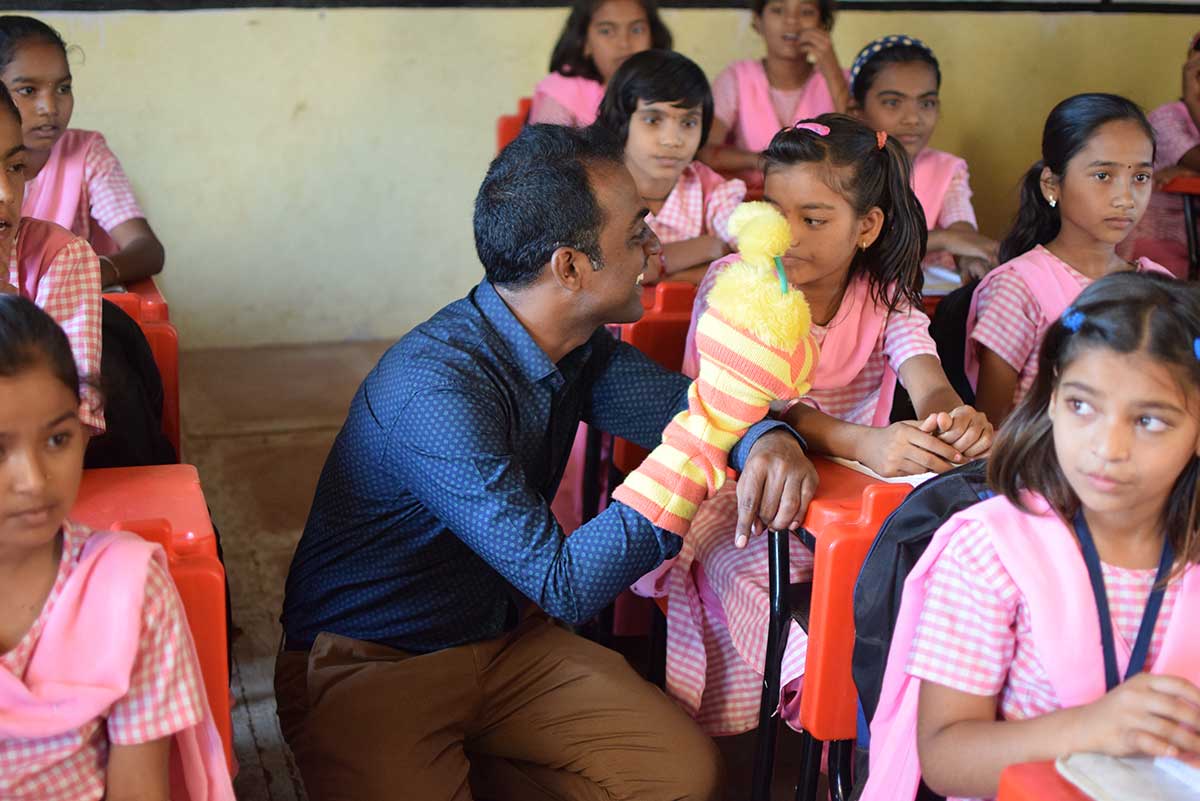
[1055,753,1200,800]
[827,457,936,487]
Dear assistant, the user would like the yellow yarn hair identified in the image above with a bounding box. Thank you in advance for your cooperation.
[707,203,811,352]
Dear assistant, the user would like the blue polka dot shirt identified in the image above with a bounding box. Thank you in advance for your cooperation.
[281,280,797,654]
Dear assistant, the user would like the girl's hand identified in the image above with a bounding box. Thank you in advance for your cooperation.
[937,227,1000,265]
[957,256,992,281]
[1154,164,1200,190]
[928,405,993,459]
[1072,673,1200,759]
[856,420,964,477]
[797,28,839,74]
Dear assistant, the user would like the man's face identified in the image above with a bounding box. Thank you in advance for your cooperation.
[577,162,661,325]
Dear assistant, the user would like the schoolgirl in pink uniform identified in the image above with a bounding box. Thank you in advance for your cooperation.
[0,295,233,801]
[700,0,848,187]
[864,272,1200,801]
[0,17,164,288]
[1123,32,1200,278]
[529,0,671,128]
[595,50,747,284]
[969,93,1171,427]
[635,116,992,736]
[848,35,997,289]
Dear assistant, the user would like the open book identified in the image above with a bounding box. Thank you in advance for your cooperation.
[1056,753,1200,800]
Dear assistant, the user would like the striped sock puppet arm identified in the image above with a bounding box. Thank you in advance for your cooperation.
[612,203,820,535]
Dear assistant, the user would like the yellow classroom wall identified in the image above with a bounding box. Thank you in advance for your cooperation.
[19,7,1200,348]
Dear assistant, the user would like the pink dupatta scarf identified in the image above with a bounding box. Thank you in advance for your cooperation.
[910,149,965,231]
[684,257,892,426]
[861,493,1200,801]
[531,73,605,127]
[964,247,1173,388]
[727,60,841,153]
[0,528,235,801]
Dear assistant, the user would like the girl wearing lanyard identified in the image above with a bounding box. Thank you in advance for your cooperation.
[862,270,1200,801]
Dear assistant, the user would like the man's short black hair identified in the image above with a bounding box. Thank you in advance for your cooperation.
[474,124,626,288]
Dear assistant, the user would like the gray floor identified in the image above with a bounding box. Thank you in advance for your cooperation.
[183,341,817,801]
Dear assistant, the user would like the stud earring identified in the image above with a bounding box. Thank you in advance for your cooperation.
[1048,197,1057,208]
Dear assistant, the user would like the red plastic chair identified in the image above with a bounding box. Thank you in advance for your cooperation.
[136,319,181,458]
[103,276,170,323]
[496,97,532,154]
[612,282,697,475]
[998,762,1088,801]
[1162,175,1200,280]
[70,467,231,769]
[754,458,912,801]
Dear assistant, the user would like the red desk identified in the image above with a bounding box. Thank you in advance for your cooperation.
[999,762,1088,800]
[1162,175,1200,280]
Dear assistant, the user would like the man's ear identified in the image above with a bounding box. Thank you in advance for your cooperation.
[548,246,589,291]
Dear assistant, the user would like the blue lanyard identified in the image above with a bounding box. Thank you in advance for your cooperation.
[1072,511,1175,691]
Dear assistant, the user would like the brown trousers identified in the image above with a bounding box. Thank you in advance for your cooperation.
[274,616,723,801]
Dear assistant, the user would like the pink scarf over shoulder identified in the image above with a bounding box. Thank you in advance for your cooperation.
[0,528,235,801]
[964,247,1174,388]
[861,493,1200,801]
[532,72,605,126]
[910,149,965,231]
[685,258,891,425]
[727,60,841,153]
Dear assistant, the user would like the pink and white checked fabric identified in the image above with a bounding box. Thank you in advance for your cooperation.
[6,221,104,431]
[0,521,205,801]
[74,134,145,241]
[905,520,1179,801]
[646,162,746,246]
[658,288,936,734]
[803,302,937,426]
[1130,101,1200,248]
[936,163,978,230]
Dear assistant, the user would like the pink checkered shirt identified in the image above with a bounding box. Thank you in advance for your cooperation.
[804,302,938,426]
[32,132,145,243]
[905,520,1180,801]
[0,520,205,801]
[646,162,746,246]
[6,220,104,431]
[922,155,978,275]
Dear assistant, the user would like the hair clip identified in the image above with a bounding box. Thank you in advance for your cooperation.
[1193,337,1200,361]
[1061,308,1085,332]
[876,130,888,150]
[793,121,830,136]
[849,34,934,92]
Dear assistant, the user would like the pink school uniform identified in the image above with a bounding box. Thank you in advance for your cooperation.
[632,260,936,735]
[1124,101,1200,278]
[861,493,1199,801]
[7,217,103,432]
[711,60,843,155]
[528,73,606,127]
[911,148,978,289]
[966,246,1171,408]
[0,521,235,801]
[22,129,146,258]
[549,163,746,535]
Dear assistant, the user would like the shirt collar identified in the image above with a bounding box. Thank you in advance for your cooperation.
[475,279,565,385]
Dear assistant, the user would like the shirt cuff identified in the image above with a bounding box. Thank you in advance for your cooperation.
[728,419,807,472]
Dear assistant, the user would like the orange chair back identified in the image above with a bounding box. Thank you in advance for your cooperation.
[612,282,696,474]
[798,459,912,741]
[137,320,181,457]
[71,466,231,769]
[103,277,170,323]
[496,97,533,154]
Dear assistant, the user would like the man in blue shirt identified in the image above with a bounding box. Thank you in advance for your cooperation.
[276,125,817,801]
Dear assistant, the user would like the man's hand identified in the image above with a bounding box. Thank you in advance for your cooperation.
[735,431,819,548]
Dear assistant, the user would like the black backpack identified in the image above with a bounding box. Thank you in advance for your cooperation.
[849,459,993,800]
[853,458,991,723]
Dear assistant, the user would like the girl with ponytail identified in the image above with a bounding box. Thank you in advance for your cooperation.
[968,93,1172,426]
[633,114,992,739]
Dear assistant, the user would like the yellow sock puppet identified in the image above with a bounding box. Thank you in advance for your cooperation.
[611,202,820,535]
